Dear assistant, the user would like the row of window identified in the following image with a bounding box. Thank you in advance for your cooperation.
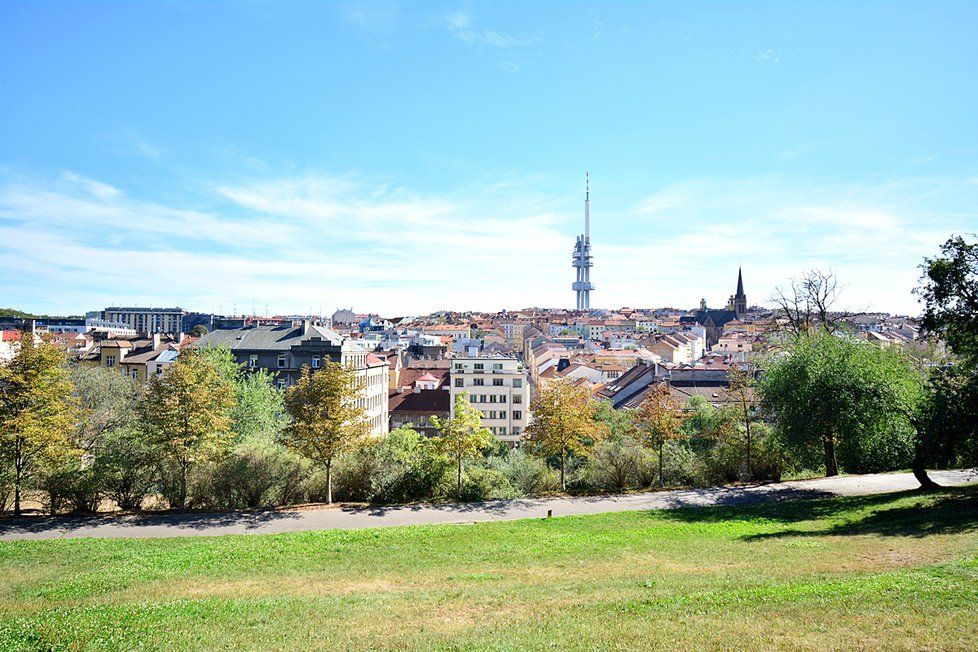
[454,378,523,388]
[480,410,523,421]
[466,393,522,404]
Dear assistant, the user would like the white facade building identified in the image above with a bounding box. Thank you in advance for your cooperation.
[450,354,531,444]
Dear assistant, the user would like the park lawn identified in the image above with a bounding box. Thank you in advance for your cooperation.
[0,487,976,651]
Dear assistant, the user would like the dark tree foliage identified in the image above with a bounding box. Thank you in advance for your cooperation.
[912,235,978,486]
[760,333,922,476]
[917,235,978,364]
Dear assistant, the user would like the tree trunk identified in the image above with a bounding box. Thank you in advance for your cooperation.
[658,443,664,488]
[456,453,463,500]
[559,448,566,492]
[326,458,333,505]
[14,439,23,517]
[823,435,839,477]
[744,410,753,481]
[179,460,188,511]
[912,446,941,490]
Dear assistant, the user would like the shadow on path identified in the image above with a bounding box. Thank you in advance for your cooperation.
[0,508,302,536]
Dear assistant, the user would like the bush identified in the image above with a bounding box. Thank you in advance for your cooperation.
[486,449,559,496]
[93,428,160,511]
[459,466,517,502]
[204,442,310,510]
[660,441,704,487]
[583,438,645,492]
[37,461,101,515]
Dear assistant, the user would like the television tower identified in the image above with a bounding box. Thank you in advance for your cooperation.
[571,173,594,310]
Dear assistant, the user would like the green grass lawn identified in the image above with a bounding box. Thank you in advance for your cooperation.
[1,487,977,651]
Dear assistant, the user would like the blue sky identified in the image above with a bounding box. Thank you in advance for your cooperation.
[2,1,976,316]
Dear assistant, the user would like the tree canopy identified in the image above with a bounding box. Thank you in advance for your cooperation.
[760,332,922,476]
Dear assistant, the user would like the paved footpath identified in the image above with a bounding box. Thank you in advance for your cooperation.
[1,469,975,541]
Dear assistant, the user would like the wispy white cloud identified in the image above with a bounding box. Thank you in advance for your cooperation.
[444,10,541,49]
[1,169,975,316]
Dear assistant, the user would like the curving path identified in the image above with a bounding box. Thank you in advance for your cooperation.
[1,469,975,541]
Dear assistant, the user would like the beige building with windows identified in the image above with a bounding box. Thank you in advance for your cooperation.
[450,354,530,444]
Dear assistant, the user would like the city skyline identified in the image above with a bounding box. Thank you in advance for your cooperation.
[2,2,977,316]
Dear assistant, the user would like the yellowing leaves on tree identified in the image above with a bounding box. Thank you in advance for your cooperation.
[431,392,494,499]
[524,378,604,491]
[141,349,236,510]
[283,361,370,504]
[0,342,76,516]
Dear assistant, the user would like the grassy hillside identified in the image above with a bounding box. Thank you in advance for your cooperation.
[1,487,976,650]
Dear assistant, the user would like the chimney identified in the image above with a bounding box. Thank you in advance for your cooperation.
[151,333,161,349]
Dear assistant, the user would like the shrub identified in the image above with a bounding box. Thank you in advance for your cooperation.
[204,442,310,509]
[37,461,101,515]
[583,437,645,492]
[660,441,704,487]
[459,466,517,502]
[486,449,559,495]
[93,427,160,511]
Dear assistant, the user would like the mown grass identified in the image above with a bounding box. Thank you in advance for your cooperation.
[1,487,977,650]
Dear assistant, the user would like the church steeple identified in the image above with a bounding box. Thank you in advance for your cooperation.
[734,267,747,320]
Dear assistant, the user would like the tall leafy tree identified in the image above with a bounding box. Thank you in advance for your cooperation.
[69,364,141,452]
[913,234,978,487]
[918,235,978,365]
[282,361,369,504]
[634,383,688,487]
[233,369,289,442]
[727,364,759,480]
[431,392,494,499]
[524,378,603,491]
[760,332,922,476]
[0,343,76,516]
[141,349,236,510]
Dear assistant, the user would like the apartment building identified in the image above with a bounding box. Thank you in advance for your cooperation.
[450,354,530,444]
[197,321,389,436]
[102,307,186,334]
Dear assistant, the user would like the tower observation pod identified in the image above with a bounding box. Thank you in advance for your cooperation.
[571,173,594,310]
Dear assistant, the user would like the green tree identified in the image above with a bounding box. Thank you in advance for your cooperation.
[760,332,923,477]
[524,378,603,491]
[69,364,141,451]
[727,364,759,480]
[431,392,494,499]
[917,235,978,365]
[0,342,76,516]
[190,325,209,337]
[141,349,236,510]
[634,384,688,487]
[282,361,369,504]
[913,235,978,487]
[233,369,288,442]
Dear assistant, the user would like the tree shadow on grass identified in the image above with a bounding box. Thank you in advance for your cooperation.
[651,486,978,540]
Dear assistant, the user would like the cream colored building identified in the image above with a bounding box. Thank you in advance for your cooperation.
[450,354,530,444]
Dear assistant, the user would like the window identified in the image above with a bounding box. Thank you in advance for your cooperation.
[513,395,522,404]
[513,379,523,388]
[473,378,484,386]
[455,378,464,387]
[277,380,286,389]
[474,363,484,370]
[489,395,497,403]
[499,411,507,420]
[492,363,502,370]
[479,395,487,403]
[249,355,258,368]
[513,411,522,420]
[131,369,138,380]
[312,356,321,368]
[499,395,507,403]
[493,378,503,386]
[499,427,507,436]
[105,355,115,368]
[277,354,286,369]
